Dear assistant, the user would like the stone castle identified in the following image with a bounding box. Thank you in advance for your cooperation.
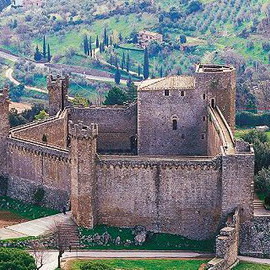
[1,64,268,267]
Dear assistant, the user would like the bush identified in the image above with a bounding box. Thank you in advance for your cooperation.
[264,194,270,206]
[80,262,113,270]
[0,248,36,270]
[0,175,8,196]
[255,168,270,194]
[33,187,45,205]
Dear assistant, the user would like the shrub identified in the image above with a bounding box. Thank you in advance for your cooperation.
[80,262,113,270]
[0,175,8,196]
[33,187,45,205]
[264,194,270,206]
[0,248,36,270]
[255,168,270,193]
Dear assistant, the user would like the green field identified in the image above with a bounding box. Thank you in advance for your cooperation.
[234,129,270,141]
[233,262,270,270]
[69,259,208,270]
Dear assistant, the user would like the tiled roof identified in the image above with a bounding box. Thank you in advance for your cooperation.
[138,76,195,91]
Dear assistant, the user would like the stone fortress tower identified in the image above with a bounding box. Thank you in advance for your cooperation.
[47,75,69,116]
[1,64,264,269]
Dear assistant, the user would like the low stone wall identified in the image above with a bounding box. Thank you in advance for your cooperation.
[207,208,240,270]
[240,216,270,258]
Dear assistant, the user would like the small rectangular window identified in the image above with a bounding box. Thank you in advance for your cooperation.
[201,134,205,140]
[165,90,170,96]
[173,119,178,130]
[181,91,185,96]
[203,94,206,100]
[203,116,207,122]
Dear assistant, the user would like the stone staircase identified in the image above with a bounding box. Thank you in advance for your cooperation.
[58,217,80,250]
[254,198,270,216]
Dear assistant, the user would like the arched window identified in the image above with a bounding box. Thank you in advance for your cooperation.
[172,119,178,130]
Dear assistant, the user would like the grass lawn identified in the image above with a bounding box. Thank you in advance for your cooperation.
[68,259,208,270]
[233,262,270,270]
[0,196,59,220]
[80,225,214,252]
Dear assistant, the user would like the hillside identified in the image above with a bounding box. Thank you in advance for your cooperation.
[0,0,269,108]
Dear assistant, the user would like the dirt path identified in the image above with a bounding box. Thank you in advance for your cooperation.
[0,211,28,228]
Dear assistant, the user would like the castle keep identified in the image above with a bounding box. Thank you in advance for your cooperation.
[0,65,255,253]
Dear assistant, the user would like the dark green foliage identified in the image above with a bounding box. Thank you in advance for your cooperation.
[186,1,203,15]
[127,81,137,102]
[114,68,121,84]
[96,35,99,49]
[103,87,128,105]
[255,168,270,194]
[264,193,270,206]
[33,187,45,206]
[126,52,130,72]
[0,175,8,196]
[0,196,58,220]
[89,36,92,57]
[42,36,46,58]
[34,46,42,61]
[83,35,89,55]
[236,112,270,128]
[180,35,187,44]
[121,52,125,70]
[9,84,25,102]
[0,248,36,270]
[80,262,113,270]
[242,130,270,173]
[9,104,45,127]
[143,48,149,79]
[47,44,51,62]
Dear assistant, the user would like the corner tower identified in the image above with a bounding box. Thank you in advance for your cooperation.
[0,87,10,175]
[47,75,69,116]
[69,121,98,228]
[195,64,236,129]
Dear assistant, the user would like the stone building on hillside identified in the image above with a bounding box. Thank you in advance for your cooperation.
[138,30,163,48]
[1,64,268,269]
[22,0,44,8]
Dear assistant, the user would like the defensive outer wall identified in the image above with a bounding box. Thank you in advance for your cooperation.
[0,65,269,268]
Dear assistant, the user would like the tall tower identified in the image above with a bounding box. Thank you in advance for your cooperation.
[195,64,236,129]
[69,121,98,228]
[47,75,69,116]
[0,87,10,175]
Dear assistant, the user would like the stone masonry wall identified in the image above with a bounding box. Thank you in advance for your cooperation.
[10,109,68,149]
[96,156,222,240]
[137,87,208,156]
[207,208,240,270]
[69,104,137,153]
[240,216,270,258]
[6,138,71,210]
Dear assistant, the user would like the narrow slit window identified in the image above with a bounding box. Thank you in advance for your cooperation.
[181,91,185,96]
[165,90,170,96]
[203,116,207,122]
[201,134,205,140]
[203,94,206,100]
[173,119,178,130]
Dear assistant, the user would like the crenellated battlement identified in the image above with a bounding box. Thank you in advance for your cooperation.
[69,121,98,140]
[47,74,69,90]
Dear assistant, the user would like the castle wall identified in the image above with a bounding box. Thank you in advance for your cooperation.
[10,109,68,149]
[240,216,270,258]
[6,138,71,210]
[96,156,222,240]
[137,88,208,156]
[69,104,137,153]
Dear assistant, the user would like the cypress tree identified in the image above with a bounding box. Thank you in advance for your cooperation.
[138,64,141,77]
[126,52,130,73]
[114,67,121,85]
[96,35,99,49]
[143,48,149,79]
[159,66,163,77]
[34,46,42,61]
[42,36,46,59]
[89,36,92,57]
[121,52,125,70]
[109,36,113,46]
[47,44,51,62]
